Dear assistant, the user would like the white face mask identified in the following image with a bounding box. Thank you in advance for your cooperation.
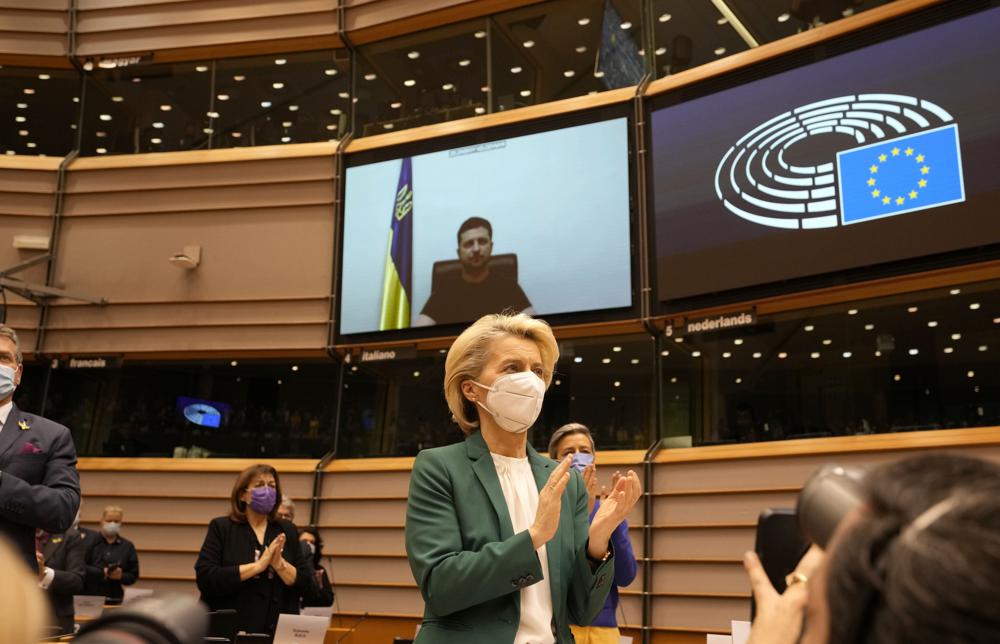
[0,364,16,398]
[102,521,121,537]
[473,371,546,434]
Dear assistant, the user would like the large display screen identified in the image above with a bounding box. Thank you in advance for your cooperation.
[651,7,1000,302]
[340,116,633,337]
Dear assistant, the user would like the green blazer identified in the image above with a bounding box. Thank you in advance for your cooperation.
[405,431,616,643]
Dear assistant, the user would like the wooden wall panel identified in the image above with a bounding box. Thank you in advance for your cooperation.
[74,0,338,57]
[0,1,68,57]
[43,149,335,355]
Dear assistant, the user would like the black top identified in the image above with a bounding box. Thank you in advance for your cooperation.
[420,270,531,325]
[42,528,87,622]
[302,563,335,608]
[84,534,140,600]
[195,516,310,636]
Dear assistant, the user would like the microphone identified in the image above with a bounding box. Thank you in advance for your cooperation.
[335,611,368,643]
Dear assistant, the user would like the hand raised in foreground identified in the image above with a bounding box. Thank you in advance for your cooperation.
[528,455,572,549]
[587,470,642,559]
[745,545,825,644]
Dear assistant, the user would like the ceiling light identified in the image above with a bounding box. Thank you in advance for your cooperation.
[778,12,790,22]
[520,89,531,97]
[99,114,112,121]
[481,85,490,92]
[865,323,875,330]
[811,352,820,359]
[735,377,742,384]
[655,47,667,55]
[324,68,337,76]
[288,104,298,111]
[38,73,50,80]
[753,352,762,358]
[594,70,605,78]
[907,306,918,313]
[714,47,727,56]
[282,121,292,127]
[207,111,219,118]
[16,103,26,109]
[195,65,208,72]
[847,309,858,315]
[842,351,852,358]
[717,17,728,25]
[131,77,141,83]
[23,88,34,94]
[554,379,561,386]
[150,137,161,144]
[459,59,471,66]
[927,320,938,327]
[217,94,230,101]
[160,104,172,111]
[523,40,535,48]
[281,136,291,142]
[96,147,107,154]
[620,21,632,29]
[18,130,28,136]
[272,82,284,89]
[563,70,575,77]
[691,351,702,357]
[804,324,815,332]
[659,13,672,22]
[575,46,587,53]
[364,73,377,81]
[630,358,640,364]
[231,131,242,138]
[994,317,1000,324]
[390,101,401,109]
[574,356,583,363]
[612,346,622,352]
[404,79,416,87]
[979,345,988,352]
[510,66,522,73]
[330,108,342,115]
[474,107,485,114]
[722,352,732,358]
[203,127,213,134]
[95,131,106,138]
[152,121,164,128]
[234,75,246,81]
[822,339,832,345]
[613,381,621,387]
[944,347,954,354]
[413,371,420,378]
[778,352,788,359]
[908,348,919,356]
[894,374,901,382]
[325,124,337,131]
[670,377,678,383]
[230,361,238,367]
[14,116,25,123]
[442,83,454,90]
[261,101,272,108]
[969,302,981,310]
[274,58,287,65]
[111,96,123,102]
[967,370,975,378]
[72,97,79,102]
[660,350,669,356]
[25,142,36,148]
[951,333,961,340]
[578,17,590,26]
[406,51,420,60]
[733,338,744,345]
[601,358,611,364]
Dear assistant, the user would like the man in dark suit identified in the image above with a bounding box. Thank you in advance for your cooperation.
[38,526,87,634]
[0,325,81,571]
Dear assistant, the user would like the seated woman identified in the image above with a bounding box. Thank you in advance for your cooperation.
[405,312,643,643]
[298,526,334,608]
[195,464,309,637]
[549,423,638,644]
[744,453,1000,644]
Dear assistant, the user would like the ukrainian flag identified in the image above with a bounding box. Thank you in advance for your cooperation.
[837,124,965,225]
[378,157,414,330]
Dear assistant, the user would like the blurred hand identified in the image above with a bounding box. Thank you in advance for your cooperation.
[745,545,825,644]
[108,567,123,581]
[267,533,288,572]
[529,456,572,549]
[36,552,45,579]
[588,470,641,559]
[582,464,599,514]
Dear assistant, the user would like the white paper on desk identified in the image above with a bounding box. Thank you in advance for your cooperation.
[706,635,733,644]
[731,620,751,644]
[273,614,329,644]
[300,606,333,618]
[73,595,106,618]
[122,587,154,604]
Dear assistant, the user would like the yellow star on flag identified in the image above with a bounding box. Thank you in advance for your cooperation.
[882,196,891,205]
[870,165,878,173]
[905,147,914,156]
[918,179,927,188]
[921,166,930,175]
[909,190,918,199]
[878,153,888,162]
[895,197,905,205]
[916,154,925,163]
[871,189,880,198]
[891,147,900,156]
[867,178,876,186]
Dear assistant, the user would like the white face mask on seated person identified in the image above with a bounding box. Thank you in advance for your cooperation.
[472,371,546,434]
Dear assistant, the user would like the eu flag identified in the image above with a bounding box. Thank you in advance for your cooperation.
[837,124,965,225]
[378,158,413,330]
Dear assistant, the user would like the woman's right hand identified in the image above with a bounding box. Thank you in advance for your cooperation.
[528,455,572,549]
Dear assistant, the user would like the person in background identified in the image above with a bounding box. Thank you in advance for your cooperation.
[0,538,50,643]
[276,495,296,524]
[549,423,638,644]
[37,521,87,634]
[0,325,81,572]
[744,454,1000,644]
[84,504,140,603]
[195,464,310,637]
[298,526,334,608]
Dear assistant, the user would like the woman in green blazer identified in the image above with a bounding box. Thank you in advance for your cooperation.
[405,313,643,643]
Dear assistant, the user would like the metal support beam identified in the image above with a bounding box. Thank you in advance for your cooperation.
[710,0,761,48]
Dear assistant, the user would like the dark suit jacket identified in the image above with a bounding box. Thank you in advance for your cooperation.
[195,516,310,635]
[42,528,87,620]
[405,431,616,643]
[0,404,81,570]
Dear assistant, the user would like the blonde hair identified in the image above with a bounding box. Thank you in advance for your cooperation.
[103,504,124,518]
[444,313,559,434]
[0,538,50,643]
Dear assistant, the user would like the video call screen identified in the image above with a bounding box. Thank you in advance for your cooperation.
[651,7,1000,302]
[340,116,633,337]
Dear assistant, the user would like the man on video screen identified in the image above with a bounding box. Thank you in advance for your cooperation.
[414,217,534,326]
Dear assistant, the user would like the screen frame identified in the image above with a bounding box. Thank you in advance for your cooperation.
[646,0,1000,315]
[335,102,641,346]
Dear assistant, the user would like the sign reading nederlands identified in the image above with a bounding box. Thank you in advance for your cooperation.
[683,311,757,336]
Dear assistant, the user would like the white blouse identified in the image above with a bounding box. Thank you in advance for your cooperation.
[491,452,555,644]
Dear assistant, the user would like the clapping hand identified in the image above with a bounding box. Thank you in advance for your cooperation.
[582,464,600,514]
[265,533,287,572]
[529,456,573,549]
[587,470,642,560]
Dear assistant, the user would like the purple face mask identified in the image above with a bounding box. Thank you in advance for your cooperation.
[570,452,594,472]
[248,486,277,514]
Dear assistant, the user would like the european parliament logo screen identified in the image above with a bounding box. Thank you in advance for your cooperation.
[651,7,1000,302]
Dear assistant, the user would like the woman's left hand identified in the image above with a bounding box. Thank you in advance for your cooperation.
[587,470,642,559]
[745,545,825,644]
